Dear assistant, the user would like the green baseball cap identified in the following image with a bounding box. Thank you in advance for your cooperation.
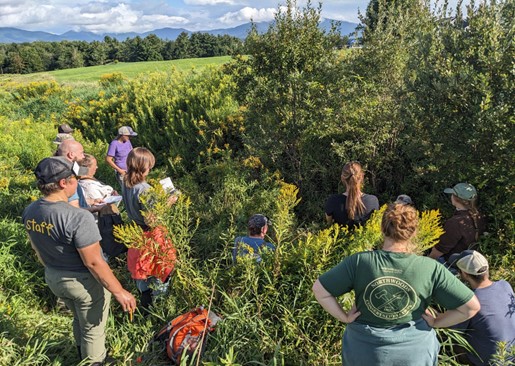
[444,183,477,201]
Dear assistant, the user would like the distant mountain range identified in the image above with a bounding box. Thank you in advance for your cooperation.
[0,19,358,44]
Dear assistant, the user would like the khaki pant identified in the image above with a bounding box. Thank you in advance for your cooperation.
[45,266,111,363]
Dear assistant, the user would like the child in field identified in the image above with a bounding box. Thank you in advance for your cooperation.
[122,147,177,311]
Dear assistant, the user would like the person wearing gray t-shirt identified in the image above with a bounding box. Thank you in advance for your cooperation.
[22,156,136,365]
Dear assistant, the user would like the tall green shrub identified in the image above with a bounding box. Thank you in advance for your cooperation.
[402,0,514,240]
[232,0,344,214]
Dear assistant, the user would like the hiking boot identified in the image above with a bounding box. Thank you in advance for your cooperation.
[140,289,153,310]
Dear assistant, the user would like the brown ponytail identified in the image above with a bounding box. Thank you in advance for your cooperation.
[453,195,481,241]
[341,162,366,220]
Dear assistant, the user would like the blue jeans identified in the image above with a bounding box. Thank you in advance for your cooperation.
[342,318,439,366]
[135,276,169,297]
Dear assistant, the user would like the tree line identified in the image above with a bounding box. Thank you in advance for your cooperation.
[0,0,513,363]
[0,32,244,74]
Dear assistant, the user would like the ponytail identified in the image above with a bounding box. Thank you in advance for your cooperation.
[453,195,481,241]
[342,162,366,220]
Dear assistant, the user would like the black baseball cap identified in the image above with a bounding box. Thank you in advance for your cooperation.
[34,156,88,184]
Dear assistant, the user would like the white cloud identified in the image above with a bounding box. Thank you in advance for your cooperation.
[140,14,189,28]
[0,1,191,33]
[184,0,238,5]
[218,6,277,25]
[0,0,381,34]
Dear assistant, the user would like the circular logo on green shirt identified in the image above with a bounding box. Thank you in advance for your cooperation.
[364,276,417,320]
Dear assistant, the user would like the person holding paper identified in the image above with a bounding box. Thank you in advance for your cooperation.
[122,147,177,312]
[79,154,119,206]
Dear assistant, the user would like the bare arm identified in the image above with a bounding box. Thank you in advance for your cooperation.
[312,279,361,323]
[428,247,444,259]
[422,296,480,328]
[325,214,334,224]
[77,243,136,312]
[28,237,45,266]
[105,155,125,175]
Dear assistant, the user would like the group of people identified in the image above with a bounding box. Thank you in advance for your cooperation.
[23,125,163,365]
[22,126,513,365]
[315,161,514,365]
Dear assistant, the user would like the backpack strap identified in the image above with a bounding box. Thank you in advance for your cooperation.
[168,311,210,361]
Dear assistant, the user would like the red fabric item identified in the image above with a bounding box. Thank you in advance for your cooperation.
[127,226,176,281]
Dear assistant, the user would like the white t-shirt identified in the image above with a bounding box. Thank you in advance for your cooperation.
[78,178,114,202]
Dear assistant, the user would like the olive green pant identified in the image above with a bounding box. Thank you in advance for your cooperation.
[45,266,111,364]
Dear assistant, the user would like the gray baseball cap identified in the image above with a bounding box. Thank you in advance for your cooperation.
[118,126,137,136]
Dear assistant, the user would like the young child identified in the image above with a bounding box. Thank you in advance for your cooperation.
[106,126,137,188]
[122,147,177,311]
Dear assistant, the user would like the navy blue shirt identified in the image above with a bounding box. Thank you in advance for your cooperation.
[233,236,275,263]
[453,280,515,365]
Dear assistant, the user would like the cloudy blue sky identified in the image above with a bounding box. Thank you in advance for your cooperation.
[1,0,465,34]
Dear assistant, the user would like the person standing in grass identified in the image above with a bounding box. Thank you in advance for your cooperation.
[325,161,379,228]
[313,203,480,366]
[23,156,136,365]
[122,147,177,311]
[448,250,515,366]
[106,126,138,188]
[428,183,486,262]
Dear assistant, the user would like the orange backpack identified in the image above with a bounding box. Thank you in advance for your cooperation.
[153,307,219,364]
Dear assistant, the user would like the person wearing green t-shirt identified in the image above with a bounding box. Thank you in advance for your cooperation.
[313,203,480,366]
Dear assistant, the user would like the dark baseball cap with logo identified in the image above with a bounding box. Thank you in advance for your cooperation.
[444,183,477,201]
[34,156,88,184]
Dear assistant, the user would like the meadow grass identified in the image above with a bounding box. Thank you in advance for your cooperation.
[0,56,232,85]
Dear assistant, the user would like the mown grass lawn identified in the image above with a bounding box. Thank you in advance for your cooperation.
[0,56,232,84]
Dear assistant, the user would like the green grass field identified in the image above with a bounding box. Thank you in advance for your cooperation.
[0,56,232,84]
